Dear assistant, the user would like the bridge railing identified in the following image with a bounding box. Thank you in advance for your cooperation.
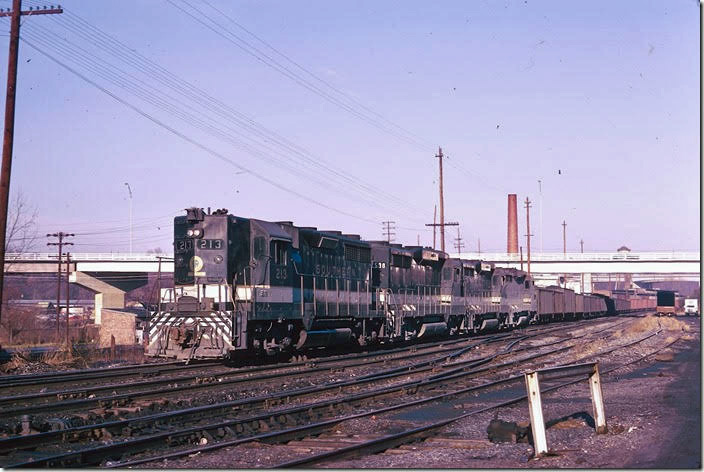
[456,252,700,262]
[4,253,174,262]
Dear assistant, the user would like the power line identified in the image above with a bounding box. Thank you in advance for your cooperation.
[21,16,429,224]
[453,226,465,254]
[20,37,388,227]
[168,0,431,151]
[197,0,434,150]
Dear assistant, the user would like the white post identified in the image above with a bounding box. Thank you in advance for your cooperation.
[589,364,608,434]
[525,371,548,457]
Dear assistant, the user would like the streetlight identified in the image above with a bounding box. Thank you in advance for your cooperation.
[124,182,132,255]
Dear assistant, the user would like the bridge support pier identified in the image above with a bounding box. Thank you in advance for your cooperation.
[69,271,125,324]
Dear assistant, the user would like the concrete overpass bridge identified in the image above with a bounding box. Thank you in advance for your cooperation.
[457,251,700,293]
[4,251,699,319]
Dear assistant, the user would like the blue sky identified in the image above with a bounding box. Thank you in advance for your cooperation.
[0,0,699,253]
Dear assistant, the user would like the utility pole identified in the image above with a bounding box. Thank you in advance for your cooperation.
[453,226,465,255]
[478,238,481,256]
[65,252,70,347]
[426,220,458,252]
[524,198,532,275]
[580,238,584,294]
[0,1,63,326]
[124,183,133,255]
[562,220,567,288]
[381,220,396,243]
[538,179,543,254]
[417,234,420,246]
[47,232,73,342]
[436,147,445,251]
[562,220,567,255]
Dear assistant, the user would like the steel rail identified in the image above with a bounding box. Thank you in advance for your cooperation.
[0,336,493,415]
[0,332,483,392]
[0,317,621,461]
[0,333,534,462]
[0,360,223,389]
[0,319,597,413]
[109,325,668,469]
[272,332,680,468]
[2,328,598,467]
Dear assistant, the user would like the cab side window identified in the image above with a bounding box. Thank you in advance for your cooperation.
[253,236,266,259]
[272,241,287,265]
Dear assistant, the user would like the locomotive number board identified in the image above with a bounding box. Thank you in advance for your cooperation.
[175,238,223,252]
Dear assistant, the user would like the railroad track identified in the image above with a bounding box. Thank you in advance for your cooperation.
[271,333,682,468]
[107,320,661,469]
[0,334,506,419]
[0,317,631,467]
[0,318,608,416]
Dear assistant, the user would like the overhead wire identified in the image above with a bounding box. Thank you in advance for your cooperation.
[168,0,431,152]
[197,0,435,151]
[19,38,388,227]
[16,4,439,238]
[21,24,390,212]
[41,7,425,218]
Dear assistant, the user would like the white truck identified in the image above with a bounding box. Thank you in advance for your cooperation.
[684,298,699,316]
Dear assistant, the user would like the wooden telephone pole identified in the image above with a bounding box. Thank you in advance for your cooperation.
[562,220,567,288]
[381,220,396,243]
[47,232,73,342]
[425,147,458,252]
[437,147,445,251]
[0,0,62,325]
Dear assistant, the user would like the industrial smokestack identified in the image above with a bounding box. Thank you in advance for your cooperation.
[507,194,519,254]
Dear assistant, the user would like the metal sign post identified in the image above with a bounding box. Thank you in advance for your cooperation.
[523,362,607,457]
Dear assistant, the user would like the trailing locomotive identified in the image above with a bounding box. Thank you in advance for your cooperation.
[147,208,610,360]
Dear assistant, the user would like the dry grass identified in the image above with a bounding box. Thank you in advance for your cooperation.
[0,347,31,373]
[612,315,690,339]
[39,346,89,369]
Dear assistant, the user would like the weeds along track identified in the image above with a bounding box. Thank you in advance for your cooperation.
[0,317,633,467]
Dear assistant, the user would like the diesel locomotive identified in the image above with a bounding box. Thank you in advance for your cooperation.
[146,208,610,360]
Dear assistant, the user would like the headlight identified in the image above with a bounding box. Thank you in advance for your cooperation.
[214,255,223,263]
[186,229,194,237]
[193,229,202,237]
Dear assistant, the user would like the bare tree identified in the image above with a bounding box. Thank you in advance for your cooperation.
[0,192,38,343]
[5,191,38,254]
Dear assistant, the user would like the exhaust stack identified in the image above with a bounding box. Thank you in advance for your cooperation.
[507,194,519,254]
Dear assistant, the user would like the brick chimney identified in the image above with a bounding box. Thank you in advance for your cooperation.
[507,194,518,254]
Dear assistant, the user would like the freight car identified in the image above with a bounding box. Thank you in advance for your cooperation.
[656,290,676,316]
[147,208,621,361]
